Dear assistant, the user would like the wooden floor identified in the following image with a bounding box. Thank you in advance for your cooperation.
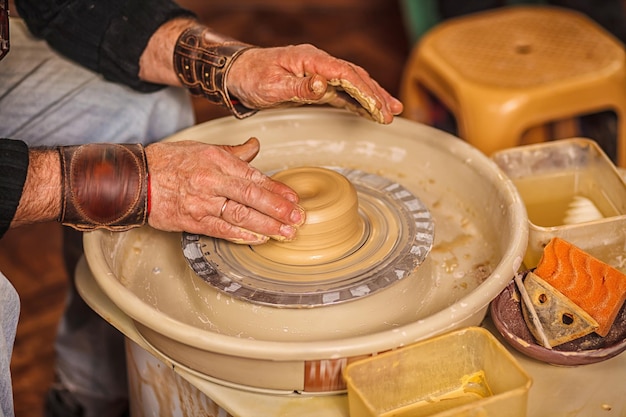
[0,2,410,416]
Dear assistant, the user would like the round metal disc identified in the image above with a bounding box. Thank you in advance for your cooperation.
[181,167,434,307]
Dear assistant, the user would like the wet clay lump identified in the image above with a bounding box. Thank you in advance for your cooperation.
[253,167,365,266]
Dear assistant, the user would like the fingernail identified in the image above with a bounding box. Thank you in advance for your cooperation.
[290,206,305,226]
[284,192,299,204]
[270,224,295,241]
[310,76,326,95]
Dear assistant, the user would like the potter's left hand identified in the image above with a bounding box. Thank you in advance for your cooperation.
[145,138,305,245]
[227,45,403,124]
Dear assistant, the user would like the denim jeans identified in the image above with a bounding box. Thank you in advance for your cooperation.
[0,275,19,417]
[0,19,194,417]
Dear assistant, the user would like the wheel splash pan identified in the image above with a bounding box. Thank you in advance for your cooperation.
[83,108,527,394]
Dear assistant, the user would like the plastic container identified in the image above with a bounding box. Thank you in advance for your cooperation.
[491,138,626,269]
[343,327,531,417]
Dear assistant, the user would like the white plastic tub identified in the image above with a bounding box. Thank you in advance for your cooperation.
[83,108,528,393]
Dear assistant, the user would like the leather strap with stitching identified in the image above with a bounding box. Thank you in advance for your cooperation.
[58,143,149,231]
[174,26,257,119]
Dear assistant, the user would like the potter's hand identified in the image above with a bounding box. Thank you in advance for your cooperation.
[151,21,401,122]
[227,45,403,124]
[145,138,305,244]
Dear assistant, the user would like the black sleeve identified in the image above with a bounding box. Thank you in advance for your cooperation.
[0,139,29,239]
[15,0,196,92]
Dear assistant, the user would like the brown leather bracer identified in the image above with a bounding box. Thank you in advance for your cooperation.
[174,26,257,119]
[58,144,149,231]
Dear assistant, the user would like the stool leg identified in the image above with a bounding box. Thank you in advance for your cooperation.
[551,118,580,141]
[400,78,434,125]
[520,125,550,146]
[460,116,526,156]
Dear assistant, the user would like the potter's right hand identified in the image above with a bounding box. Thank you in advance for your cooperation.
[227,44,403,124]
[145,138,305,244]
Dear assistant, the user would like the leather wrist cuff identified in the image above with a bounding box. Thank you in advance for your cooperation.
[58,144,149,231]
[174,25,257,119]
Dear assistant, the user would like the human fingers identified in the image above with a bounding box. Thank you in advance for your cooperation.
[180,166,305,243]
[214,197,304,244]
[216,137,299,204]
[222,136,260,162]
[220,138,300,205]
[209,161,305,230]
[227,45,403,124]
[145,141,303,243]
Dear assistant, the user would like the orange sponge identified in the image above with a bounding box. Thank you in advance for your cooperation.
[534,237,626,337]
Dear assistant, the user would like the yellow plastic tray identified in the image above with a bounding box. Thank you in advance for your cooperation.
[343,327,531,417]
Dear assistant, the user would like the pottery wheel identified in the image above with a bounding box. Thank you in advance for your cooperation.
[182,166,434,307]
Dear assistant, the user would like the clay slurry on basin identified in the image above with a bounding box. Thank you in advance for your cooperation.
[252,166,366,266]
[181,166,434,307]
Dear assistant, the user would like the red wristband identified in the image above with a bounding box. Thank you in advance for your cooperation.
[146,173,151,218]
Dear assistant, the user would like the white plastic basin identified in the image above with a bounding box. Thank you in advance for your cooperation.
[83,108,528,394]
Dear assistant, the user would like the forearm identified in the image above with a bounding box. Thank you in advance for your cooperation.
[138,17,196,86]
[11,144,148,231]
[138,17,248,87]
[141,18,258,118]
[12,148,61,227]
[141,19,402,123]
[15,0,195,91]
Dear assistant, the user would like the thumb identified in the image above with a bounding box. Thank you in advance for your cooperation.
[290,74,327,102]
[225,137,261,162]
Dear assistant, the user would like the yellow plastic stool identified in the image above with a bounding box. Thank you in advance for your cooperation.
[399,6,626,166]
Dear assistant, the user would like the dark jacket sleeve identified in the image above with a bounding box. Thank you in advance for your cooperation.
[15,0,196,92]
[0,139,29,239]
